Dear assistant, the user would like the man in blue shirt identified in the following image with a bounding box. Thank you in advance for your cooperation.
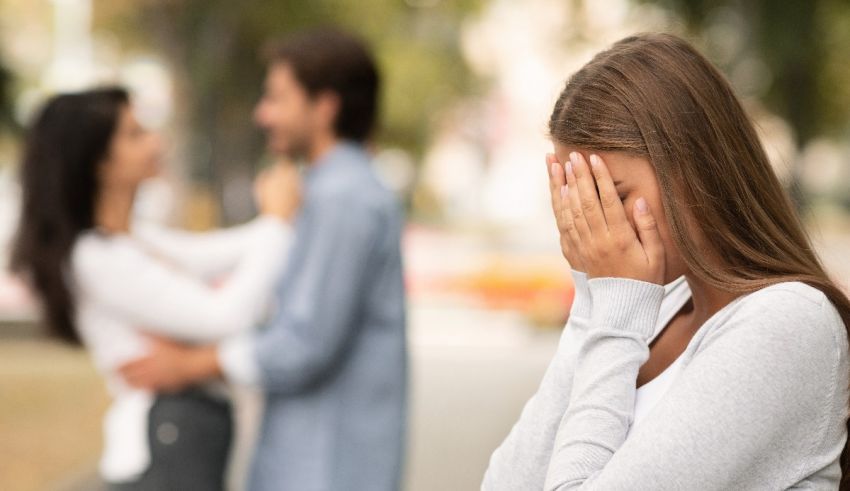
[121,27,407,491]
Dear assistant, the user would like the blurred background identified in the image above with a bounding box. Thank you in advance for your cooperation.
[1,0,849,490]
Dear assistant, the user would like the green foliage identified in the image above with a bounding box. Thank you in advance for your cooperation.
[99,0,483,190]
[643,0,850,144]
[0,55,17,135]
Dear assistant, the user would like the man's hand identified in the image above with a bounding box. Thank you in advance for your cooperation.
[118,335,222,392]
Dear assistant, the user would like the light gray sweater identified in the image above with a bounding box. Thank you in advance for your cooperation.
[482,271,849,490]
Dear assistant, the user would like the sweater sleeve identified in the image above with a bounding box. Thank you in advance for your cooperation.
[131,215,284,280]
[72,219,294,343]
[481,270,594,490]
[543,281,848,491]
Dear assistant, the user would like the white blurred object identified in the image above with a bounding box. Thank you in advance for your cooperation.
[134,177,178,226]
[0,167,20,267]
[44,0,95,91]
[0,168,37,320]
[121,58,174,130]
[800,139,850,196]
[420,119,486,223]
[424,0,675,229]
[749,105,797,185]
[374,148,416,196]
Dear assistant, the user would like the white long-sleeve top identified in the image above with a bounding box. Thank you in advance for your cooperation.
[70,215,293,483]
[483,271,849,490]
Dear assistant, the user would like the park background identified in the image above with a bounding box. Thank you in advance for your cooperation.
[1,0,850,489]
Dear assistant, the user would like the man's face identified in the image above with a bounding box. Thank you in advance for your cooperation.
[254,63,315,159]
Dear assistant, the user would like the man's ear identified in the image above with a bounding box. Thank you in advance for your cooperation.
[314,90,341,133]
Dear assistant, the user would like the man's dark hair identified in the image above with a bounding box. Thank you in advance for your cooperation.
[265,27,380,142]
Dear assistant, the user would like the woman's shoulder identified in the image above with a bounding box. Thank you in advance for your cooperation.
[747,280,830,306]
[719,281,848,358]
[739,281,844,328]
[693,281,848,411]
[71,231,148,278]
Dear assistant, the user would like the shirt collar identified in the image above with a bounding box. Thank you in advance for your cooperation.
[305,140,369,184]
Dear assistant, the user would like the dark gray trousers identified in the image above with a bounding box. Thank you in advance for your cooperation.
[107,387,232,491]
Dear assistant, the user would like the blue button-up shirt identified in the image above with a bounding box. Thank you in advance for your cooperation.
[244,141,407,491]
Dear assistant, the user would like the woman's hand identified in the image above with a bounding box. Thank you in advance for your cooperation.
[255,162,302,221]
[558,152,665,284]
[118,334,221,393]
[547,153,585,272]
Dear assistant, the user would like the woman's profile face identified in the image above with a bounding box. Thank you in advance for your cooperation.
[100,105,162,188]
[553,142,688,284]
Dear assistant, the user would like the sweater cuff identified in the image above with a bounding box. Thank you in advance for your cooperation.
[587,277,664,340]
[569,269,592,318]
[253,216,295,257]
[217,333,261,386]
[256,214,294,236]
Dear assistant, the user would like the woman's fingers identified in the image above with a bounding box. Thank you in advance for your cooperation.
[633,197,665,272]
[546,154,571,237]
[547,153,563,188]
[547,153,566,218]
[568,152,607,234]
[553,150,666,283]
[546,153,587,270]
[559,184,584,257]
[564,154,593,241]
[588,154,630,232]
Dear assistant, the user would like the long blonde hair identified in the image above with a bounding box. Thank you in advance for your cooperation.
[549,32,850,487]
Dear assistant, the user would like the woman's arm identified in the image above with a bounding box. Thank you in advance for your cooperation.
[73,218,293,343]
[130,162,301,280]
[481,269,594,490]
[481,153,606,490]
[131,216,282,279]
[543,283,847,490]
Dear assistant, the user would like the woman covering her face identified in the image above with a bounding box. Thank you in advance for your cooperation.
[484,33,850,490]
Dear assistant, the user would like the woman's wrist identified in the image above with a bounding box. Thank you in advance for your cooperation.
[259,210,295,224]
[184,345,223,383]
[257,213,292,227]
[587,277,664,339]
[569,269,592,318]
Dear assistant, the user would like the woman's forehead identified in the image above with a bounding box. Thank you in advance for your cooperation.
[552,143,652,184]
